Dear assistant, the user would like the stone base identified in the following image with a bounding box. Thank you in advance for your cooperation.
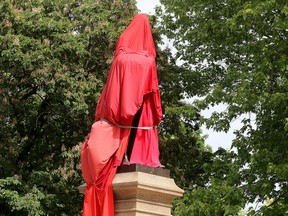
[79,164,184,216]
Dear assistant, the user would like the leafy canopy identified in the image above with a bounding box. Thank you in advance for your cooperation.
[158,0,288,214]
[0,0,137,215]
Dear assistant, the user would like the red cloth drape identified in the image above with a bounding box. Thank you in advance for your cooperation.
[81,121,130,215]
[129,93,161,166]
[81,14,162,216]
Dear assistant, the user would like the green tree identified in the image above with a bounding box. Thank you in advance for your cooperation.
[154,27,245,214]
[0,0,137,215]
[156,47,213,190]
[158,0,288,214]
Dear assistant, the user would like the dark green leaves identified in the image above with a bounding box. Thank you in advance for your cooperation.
[159,0,288,214]
[0,0,137,214]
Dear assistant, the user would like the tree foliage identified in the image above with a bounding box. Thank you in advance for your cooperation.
[154,22,245,215]
[155,47,212,190]
[0,0,137,215]
[158,0,288,214]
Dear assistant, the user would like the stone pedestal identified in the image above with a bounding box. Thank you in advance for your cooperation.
[78,164,184,216]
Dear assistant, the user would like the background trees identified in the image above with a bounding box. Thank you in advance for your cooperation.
[0,0,137,215]
[158,0,288,214]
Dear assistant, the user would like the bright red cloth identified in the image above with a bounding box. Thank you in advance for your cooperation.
[81,121,129,215]
[81,14,162,216]
[115,14,156,58]
[129,93,161,167]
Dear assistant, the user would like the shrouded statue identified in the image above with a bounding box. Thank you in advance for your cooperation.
[81,14,162,216]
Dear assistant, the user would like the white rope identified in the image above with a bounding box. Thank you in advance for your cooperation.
[100,118,154,130]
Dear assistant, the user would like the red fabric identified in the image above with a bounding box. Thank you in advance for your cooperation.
[129,94,161,167]
[95,48,161,126]
[81,122,130,215]
[115,13,156,58]
[81,14,162,216]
